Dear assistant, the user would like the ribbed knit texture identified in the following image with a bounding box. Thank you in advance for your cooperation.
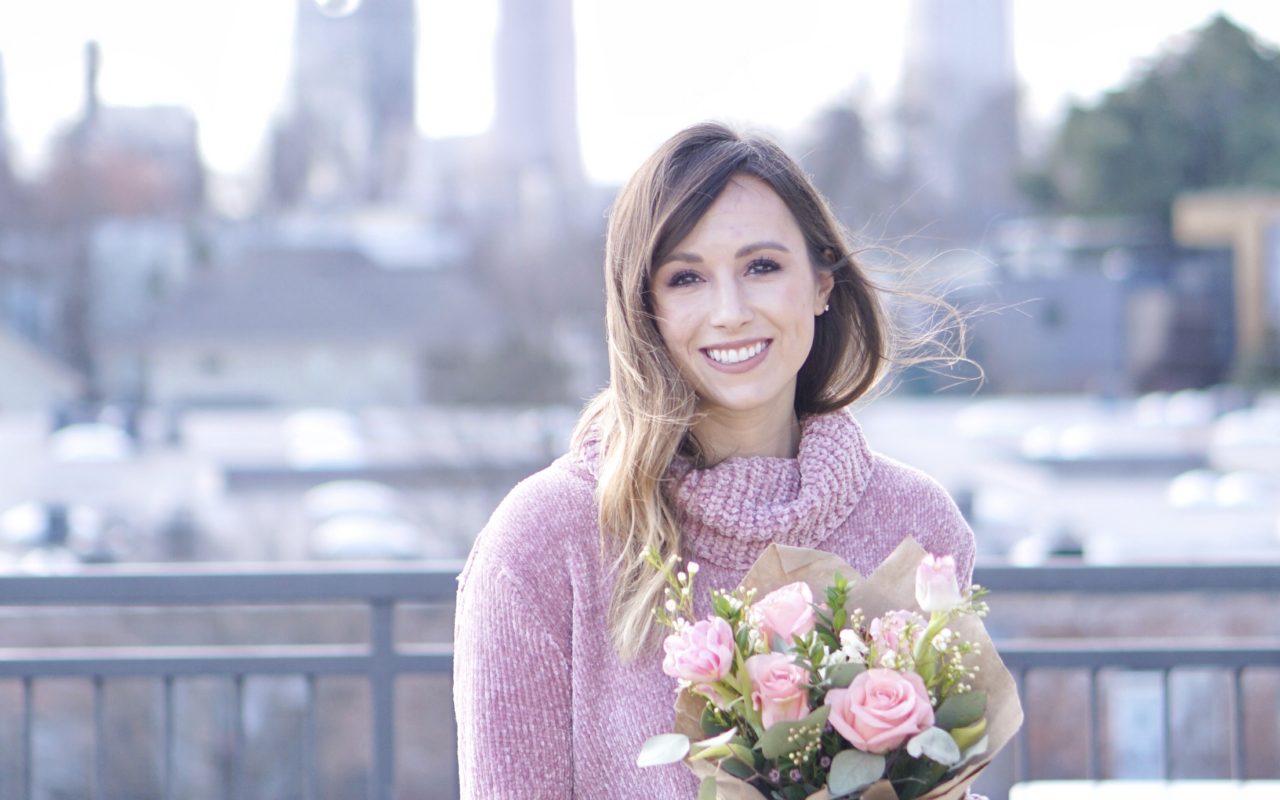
[454,409,977,799]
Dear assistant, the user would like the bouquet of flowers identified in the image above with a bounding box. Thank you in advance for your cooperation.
[637,538,1022,800]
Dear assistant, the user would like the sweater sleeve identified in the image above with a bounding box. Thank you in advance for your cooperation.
[454,566,572,799]
[453,466,583,799]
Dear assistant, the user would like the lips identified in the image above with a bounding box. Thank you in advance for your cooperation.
[700,339,771,372]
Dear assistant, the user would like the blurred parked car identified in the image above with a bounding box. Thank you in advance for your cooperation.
[302,480,401,522]
[308,510,420,560]
[49,423,134,462]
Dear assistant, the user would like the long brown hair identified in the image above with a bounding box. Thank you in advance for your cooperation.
[574,122,909,661]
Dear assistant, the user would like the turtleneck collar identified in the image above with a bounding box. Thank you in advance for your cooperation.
[573,409,876,570]
[669,409,873,568]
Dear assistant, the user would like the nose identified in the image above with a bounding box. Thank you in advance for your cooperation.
[709,276,753,329]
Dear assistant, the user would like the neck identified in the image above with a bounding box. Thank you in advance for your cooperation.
[692,403,802,463]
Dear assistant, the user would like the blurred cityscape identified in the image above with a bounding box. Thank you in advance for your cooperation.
[0,0,1274,570]
[0,1,1278,796]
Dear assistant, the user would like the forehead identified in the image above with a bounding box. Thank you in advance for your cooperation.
[679,174,803,246]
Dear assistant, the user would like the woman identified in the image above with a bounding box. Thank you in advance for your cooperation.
[453,122,977,798]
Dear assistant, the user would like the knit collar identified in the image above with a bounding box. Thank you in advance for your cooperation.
[573,409,876,570]
[669,409,874,569]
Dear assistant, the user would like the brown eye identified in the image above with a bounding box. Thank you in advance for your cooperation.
[746,258,781,275]
[667,270,702,287]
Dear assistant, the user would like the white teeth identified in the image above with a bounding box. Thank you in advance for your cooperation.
[706,341,766,364]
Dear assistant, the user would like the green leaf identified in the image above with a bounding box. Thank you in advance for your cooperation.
[690,726,740,762]
[701,704,729,737]
[636,733,689,767]
[906,727,962,767]
[949,717,987,752]
[826,662,866,688]
[960,734,990,765]
[756,705,831,759]
[827,749,885,795]
[934,691,987,730]
[727,742,755,765]
[888,755,949,800]
[722,756,755,779]
[698,775,717,800]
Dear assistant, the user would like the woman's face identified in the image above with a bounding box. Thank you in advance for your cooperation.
[650,175,833,425]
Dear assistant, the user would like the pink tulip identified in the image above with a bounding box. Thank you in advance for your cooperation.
[915,554,962,613]
[662,617,735,685]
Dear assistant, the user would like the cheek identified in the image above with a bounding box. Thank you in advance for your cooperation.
[653,303,699,354]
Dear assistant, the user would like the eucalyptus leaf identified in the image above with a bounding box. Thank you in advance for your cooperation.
[756,705,831,759]
[698,775,718,800]
[722,756,755,780]
[727,742,756,765]
[693,727,739,750]
[636,733,689,767]
[960,734,990,765]
[934,691,987,730]
[906,727,961,767]
[827,749,885,795]
[826,662,866,688]
[888,756,949,800]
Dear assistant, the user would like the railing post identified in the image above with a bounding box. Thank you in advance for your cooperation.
[23,676,33,800]
[370,599,396,800]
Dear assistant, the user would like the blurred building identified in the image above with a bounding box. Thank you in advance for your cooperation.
[270,0,417,208]
[961,217,1235,393]
[899,0,1020,235]
[491,0,582,213]
[102,247,503,408]
[0,328,83,411]
[0,51,17,219]
[41,44,204,219]
[1173,191,1280,380]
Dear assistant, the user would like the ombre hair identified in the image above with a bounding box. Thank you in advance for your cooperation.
[573,122,938,662]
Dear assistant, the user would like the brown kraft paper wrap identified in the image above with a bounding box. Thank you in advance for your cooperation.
[673,537,1024,800]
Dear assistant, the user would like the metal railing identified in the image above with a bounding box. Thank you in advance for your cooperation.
[3,561,1279,798]
[976,562,1280,784]
[0,562,462,800]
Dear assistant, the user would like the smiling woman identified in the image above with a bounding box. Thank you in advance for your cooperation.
[650,175,835,463]
[453,122,981,799]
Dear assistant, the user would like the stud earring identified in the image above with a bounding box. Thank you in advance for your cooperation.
[823,304,830,313]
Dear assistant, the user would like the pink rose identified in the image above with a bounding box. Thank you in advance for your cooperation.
[824,668,935,753]
[752,581,816,646]
[869,610,925,654]
[662,617,735,685]
[745,653,811,728]
[916,553,962,612]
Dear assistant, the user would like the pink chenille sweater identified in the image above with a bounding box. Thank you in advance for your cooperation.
[453,409,977,799]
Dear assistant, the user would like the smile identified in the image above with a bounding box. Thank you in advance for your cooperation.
[701,340,771,370]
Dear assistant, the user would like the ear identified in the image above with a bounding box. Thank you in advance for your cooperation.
[815,270,835,314]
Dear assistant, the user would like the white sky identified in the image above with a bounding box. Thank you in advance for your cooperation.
[0,0,1278,185]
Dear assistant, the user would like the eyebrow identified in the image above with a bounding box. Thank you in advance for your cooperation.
[659,240,792,266]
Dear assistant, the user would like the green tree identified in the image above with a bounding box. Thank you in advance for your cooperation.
[1034,14,1280,218]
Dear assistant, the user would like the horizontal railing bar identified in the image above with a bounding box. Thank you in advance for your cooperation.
[0,562,466,605]
[0,644,453,677]
[998,638,1280,669]
[973,563,1280,593]
[2,562,1277,609]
